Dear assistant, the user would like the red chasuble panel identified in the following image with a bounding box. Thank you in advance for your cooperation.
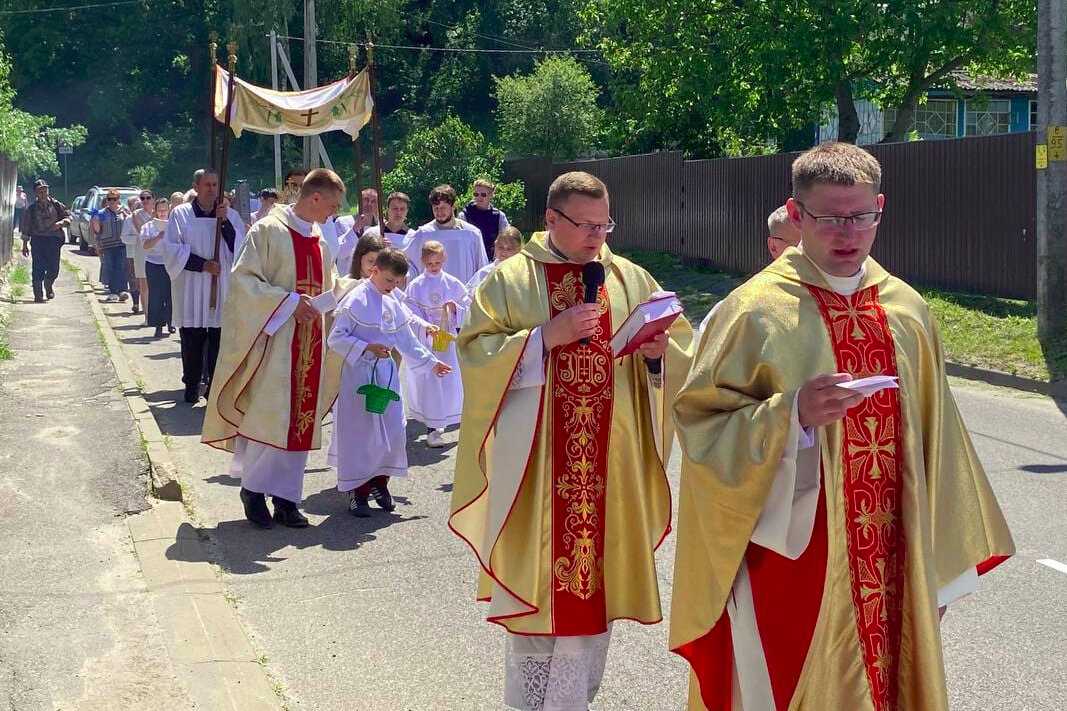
[286,228,324,451]
[543,263,614,635]
[808,284,906,711]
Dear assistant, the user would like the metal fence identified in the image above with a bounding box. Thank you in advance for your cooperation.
[505,132,1038,300]
[0,155,15,268]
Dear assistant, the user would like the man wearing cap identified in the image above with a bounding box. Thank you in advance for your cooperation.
[20,179,71,303]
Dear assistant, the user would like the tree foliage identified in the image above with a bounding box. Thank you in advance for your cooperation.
[382,115,525,224]
[494,55,602,159]
[0,33,85,175]
[582,0,1035,150]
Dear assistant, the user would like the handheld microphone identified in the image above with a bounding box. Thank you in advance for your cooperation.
[580,261,605,345]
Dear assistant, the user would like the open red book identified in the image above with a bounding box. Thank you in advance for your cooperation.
[609,291,684,358]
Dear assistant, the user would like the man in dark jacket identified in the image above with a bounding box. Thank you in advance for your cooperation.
[458,179,509,260]
[20,179,70,303]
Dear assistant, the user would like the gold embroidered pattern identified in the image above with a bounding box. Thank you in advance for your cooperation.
[552,388,610,599]
[292,254,322,440]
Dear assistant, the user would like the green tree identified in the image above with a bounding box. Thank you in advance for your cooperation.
[494,55,602,159]
[0,33,85,175]
[582,0,1034,151]
[382,116,524,224]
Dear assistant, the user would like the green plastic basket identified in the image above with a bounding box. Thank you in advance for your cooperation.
[356,360,400,414]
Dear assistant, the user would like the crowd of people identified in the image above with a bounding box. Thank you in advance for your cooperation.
[16,142,1016,711]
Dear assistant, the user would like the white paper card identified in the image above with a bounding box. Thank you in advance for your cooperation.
[835,375,899,397]
[310,290,338,314]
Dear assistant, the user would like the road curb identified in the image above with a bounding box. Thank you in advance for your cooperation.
[70,264,183,501]
[946,362,1067,400]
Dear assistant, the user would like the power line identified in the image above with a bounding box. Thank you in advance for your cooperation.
[272,34,600,55]
[0,0,156,15]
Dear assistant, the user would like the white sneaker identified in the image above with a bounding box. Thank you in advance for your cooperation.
[427,429,445,448]
[105,294,119,302]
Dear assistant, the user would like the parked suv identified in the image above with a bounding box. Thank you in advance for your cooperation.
[74,185,142,252]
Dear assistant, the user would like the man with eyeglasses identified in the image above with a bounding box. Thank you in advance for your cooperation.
[671,142,1013,711]
[451,171,694,711]
[402,184,488,283]
[459,178,510,260]
[20,179,71,303]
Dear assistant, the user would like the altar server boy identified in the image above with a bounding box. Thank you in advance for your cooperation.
[327,248,451,517]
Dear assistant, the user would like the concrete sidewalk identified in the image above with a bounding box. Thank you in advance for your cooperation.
[0,257,195,709]
[0,254,279,711]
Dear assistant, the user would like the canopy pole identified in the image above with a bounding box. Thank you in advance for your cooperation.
[210,41,238,310]
[366,41,386,236]
[209,33,219,170]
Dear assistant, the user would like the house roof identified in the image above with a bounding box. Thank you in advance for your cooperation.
[947,70,1037,94]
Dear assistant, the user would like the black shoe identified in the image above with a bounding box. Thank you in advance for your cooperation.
[168,325,176,334]
[240,488,273,528]
[154,326,164,338]
[184,386,199,403]
[272,497,309,528]
[349,495,373,518]
[33,296,45,303]
[46,289,55,300]
[369,481,396,511]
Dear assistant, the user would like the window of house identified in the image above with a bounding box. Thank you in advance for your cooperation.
[965,99,1012,136]
[1030,100,1038,130]
[883,99,957,140]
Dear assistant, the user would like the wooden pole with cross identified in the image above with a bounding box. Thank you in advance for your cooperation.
[209,32,219,170]
[210,41,239,310]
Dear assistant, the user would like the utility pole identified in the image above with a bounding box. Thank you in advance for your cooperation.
[302,0,319,169]
[1037,0,1067,342]
[270,30,283,188]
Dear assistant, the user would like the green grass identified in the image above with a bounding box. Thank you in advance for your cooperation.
[919,289,1067,382]
[623,250,1067,383]
[10,263,29,285]
[0,313,11,360]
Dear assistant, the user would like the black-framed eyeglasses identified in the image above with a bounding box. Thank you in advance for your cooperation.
[795,201,882,230]
[140,193,152,200]
[474,191,490,197]
[551,208,616,234]
[106,197,119,202]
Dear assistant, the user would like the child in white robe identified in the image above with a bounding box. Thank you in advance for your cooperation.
[327,248,451,518]
[464,226,523,305]
[403,240,467,448]
[326,234,430,494]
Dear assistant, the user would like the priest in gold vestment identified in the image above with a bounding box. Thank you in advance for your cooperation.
[670,143,1014,711]
[202,169,344,529]
[450,172,694,711]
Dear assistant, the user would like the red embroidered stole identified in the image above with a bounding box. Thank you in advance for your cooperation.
[808,284,906,711]
[287,228,324,451]
[543,263,614,635]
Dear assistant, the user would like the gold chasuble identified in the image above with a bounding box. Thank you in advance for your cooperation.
[669,250,1014,711]
[202,206,342,453]
[450,235,694,635]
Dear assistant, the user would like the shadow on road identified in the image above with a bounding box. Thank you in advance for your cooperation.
[1019,463,1067,474]
[168,504,428,575]
[143,390,206,437]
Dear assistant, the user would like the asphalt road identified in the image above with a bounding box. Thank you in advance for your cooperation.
[65,245,1067,711]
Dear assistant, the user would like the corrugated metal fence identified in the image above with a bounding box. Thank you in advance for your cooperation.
[504,132,1038,299]
[0,155,15,268]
